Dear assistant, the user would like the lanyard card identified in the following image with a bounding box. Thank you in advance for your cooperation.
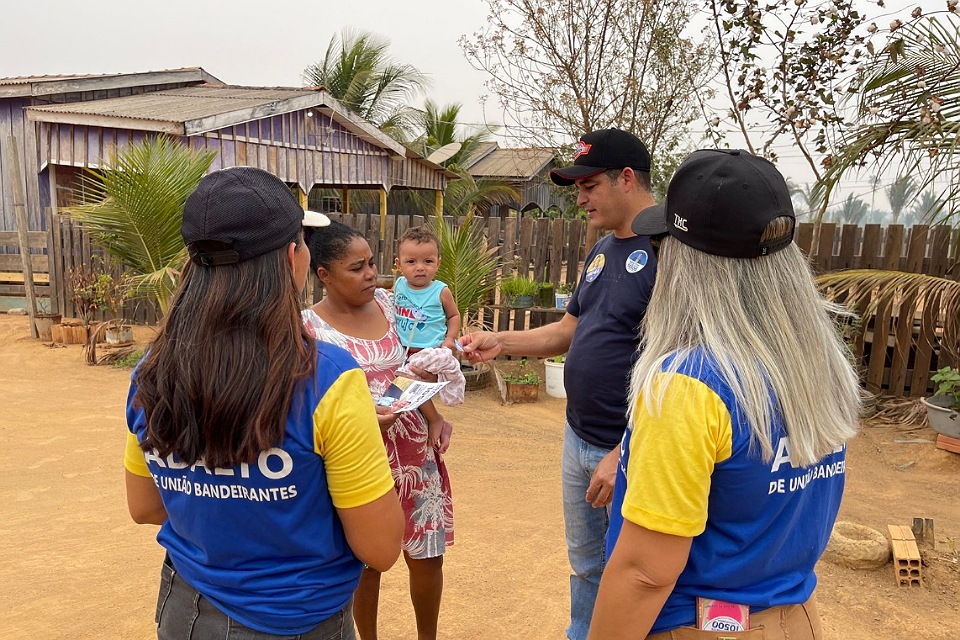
[697,597,749,632]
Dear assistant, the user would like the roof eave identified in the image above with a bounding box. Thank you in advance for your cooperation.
[25,108,184,135]
[33,68,218,97]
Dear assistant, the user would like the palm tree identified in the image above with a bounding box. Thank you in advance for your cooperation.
[787,180,823,220]
[429,215,501,326]
[66,135,217,315]
[830,194,870,225]
[886,176,919,225]
[823,14,960,226]
[302,29,428,139]
[907,189,946,225]
[411,100,491,169]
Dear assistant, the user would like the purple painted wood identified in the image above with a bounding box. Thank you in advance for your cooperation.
[206,137,222,171]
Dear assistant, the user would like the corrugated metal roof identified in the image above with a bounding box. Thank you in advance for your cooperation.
[468,147,556,179]
[27,86,317,125]
[0,67,205,86]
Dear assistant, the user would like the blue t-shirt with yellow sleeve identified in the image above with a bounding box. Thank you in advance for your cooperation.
[606,350,846,634]
[124,341,394,635]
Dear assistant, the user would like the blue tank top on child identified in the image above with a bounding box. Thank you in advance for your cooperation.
[393,277,448,348]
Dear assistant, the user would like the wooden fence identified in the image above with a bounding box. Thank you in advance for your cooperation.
[12,214,960,398]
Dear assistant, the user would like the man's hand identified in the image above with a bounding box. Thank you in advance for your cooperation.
[585,448,619,508]
[459,331,503,363]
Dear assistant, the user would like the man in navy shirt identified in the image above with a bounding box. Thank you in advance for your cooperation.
[461,128,658,640]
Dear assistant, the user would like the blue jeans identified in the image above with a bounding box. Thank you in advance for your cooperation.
[156,558,356,640]
[561,422,613,640]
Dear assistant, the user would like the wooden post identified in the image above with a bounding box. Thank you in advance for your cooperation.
[379,188,387,239]
[434,189,443,216]
[342,188,351,214]
[46,165,61,315]
[4,136,39,338]
[297,186,308,209]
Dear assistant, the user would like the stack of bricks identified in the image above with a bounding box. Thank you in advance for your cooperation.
[887,525,923,587]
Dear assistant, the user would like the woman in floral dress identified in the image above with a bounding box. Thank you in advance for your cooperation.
[303,222,454,640]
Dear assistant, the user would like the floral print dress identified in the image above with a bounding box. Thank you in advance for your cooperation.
[302,289,454,559]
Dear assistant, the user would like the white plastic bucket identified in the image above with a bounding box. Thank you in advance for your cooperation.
[555,293,571,310]
[544,360,566,398]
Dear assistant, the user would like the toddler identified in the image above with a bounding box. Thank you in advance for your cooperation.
[393,226,462,447]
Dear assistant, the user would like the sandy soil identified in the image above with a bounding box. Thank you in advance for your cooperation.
[1,312,958,639]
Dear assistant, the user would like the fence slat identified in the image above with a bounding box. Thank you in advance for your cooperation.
[888,290,917,397]
[883,225,904,271]
[860,225,882,269]
[837,225,858,270]
[905,226,929,274]
[909,288,940,397]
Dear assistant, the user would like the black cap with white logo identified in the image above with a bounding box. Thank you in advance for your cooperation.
[630,149,795,258]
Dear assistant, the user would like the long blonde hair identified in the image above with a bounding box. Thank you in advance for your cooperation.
[629,219,860,466]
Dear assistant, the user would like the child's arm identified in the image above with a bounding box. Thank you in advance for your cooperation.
[419,398,444,448]
[439,286,461,352]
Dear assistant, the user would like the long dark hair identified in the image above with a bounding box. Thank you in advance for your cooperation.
[134,239,316,467]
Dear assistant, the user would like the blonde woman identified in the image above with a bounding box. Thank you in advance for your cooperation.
[589,150,860,640]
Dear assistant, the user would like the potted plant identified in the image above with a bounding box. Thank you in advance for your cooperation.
[544,354,566,399]
[922,366,960,439]
[538,281,555,307]
[499,276,539,308]
[502,358,541,403]
[555,281,574,310]
[94,271,135,345]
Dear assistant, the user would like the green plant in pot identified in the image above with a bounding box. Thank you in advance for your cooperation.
[554,281,575,310]
[538,281,554,307]
[499,276,539,308]
[922,366,960,439]
[502,358,541,403]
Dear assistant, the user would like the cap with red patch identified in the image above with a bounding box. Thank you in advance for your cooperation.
[550,128,651,186]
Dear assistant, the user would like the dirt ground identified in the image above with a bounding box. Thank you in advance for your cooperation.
[1,312,958,640]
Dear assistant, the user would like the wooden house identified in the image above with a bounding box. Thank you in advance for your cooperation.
[0,68,452,318]
[462,142,572,217]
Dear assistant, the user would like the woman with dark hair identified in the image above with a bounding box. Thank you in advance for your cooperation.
[303,221,455,640]
[124,167,403,640]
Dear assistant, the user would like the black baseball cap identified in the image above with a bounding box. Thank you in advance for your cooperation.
[549,128,651,186]
[630,149,795,258]
[182,167,329,266]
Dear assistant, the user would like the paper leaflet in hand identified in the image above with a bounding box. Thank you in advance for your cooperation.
[377,376,449,413]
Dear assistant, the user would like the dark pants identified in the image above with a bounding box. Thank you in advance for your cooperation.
[156,559,356,640]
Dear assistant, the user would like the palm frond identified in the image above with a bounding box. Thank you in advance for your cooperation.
[816,269,960,359]
[62,135,215,314]
[429,215,501,324]
[822,14,960,225]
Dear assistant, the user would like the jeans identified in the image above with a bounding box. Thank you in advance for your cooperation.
[561,422,613,640]
[156,558,356,640]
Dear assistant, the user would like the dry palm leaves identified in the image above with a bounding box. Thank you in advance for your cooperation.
[817,269,960,361]
[867,395,929,428]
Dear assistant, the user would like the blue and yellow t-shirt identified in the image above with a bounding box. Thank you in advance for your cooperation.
[124,341,394,635]
[606,350,846,634]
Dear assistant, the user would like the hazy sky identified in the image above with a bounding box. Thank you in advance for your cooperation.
[0,0,947,209]
[0,0,494,126]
